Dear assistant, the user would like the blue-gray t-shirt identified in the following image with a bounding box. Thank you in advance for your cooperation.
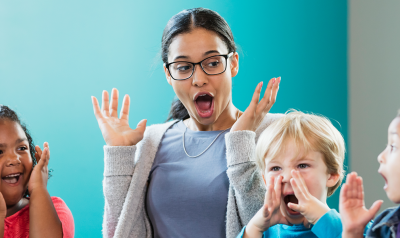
[146,121,230,238]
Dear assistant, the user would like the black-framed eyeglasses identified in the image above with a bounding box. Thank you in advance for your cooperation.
[165,52,234,80]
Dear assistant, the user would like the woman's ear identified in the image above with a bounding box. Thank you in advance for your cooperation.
[326,173,341,188]
[230,52,239,77]
[164,64,172,86]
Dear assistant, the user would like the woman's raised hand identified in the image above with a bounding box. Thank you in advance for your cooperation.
[231,77,280,132]
[92,88,147,146]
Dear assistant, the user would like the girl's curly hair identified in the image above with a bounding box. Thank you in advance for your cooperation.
[0,105,45,197]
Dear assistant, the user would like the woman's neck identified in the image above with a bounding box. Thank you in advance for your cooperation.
[184,101,241,131]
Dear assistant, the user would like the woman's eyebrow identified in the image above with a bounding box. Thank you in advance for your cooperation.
[203,50,220,56]
[173,55,189,61]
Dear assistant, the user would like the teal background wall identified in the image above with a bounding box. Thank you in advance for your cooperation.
[0,1,347,237]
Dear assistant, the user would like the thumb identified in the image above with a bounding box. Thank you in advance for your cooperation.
[135,119,147,134]
[368,200,383,219]
[287,202,302,213]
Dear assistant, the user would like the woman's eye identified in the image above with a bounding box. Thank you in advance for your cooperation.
[390,144,396,152]
[208,61,219,67]
[0,150,2,155]
[298,164,309,169]
[271,166,281,172]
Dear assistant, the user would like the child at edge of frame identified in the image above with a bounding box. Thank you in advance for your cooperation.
[0,105,74,238]
[339,109,400,238]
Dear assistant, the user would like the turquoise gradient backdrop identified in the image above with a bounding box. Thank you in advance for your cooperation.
[0,1,347,237]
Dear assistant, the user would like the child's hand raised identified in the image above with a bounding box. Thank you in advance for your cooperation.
[244,176,288,238]
[339,172,383,237]
[287,170,330,226]
[28,142,50,194]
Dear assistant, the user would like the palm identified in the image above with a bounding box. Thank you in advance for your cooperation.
[339,172,383,234]
[92,89,147,146]
[231,77,280,132]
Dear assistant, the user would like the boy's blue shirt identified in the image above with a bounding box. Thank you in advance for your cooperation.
[236,209,372,238]
[367,205,400,238]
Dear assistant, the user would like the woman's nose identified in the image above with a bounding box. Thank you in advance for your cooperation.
[191,65,208,87]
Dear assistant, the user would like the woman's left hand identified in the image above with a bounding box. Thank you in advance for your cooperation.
[28,142,50,194]
[231,77,280,132]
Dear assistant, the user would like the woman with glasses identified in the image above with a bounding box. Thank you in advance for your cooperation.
[92,8,282,238]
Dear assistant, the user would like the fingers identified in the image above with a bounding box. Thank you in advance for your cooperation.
[249,82,263,110]
[274,175,283,202]
[135,119,147,135]
[92,96,104,120]
[257,78,275,112]
[109,88,119,118]
[35,145,42,162]
[258,77,281,114]
[265,176,275,207]
[357,176,364,200]
[368,200,383,218]
[287,202,301,212]
[119,94,130,120]
[102,90,111,117]
[290,170,308,201]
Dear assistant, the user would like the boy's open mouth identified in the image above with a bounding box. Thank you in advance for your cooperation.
[194,93,214,118]
[2,173,22,185]
[284,194,301,215]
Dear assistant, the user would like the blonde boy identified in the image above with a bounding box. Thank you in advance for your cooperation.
[237,111,369,238]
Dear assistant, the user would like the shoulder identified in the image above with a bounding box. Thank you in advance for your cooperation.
[255,113,285,141]
[143,120,178,139]
[51,197,75,238]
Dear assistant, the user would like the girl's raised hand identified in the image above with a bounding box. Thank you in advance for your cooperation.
[92,88,147,146]
[339,172,383,238]
[244,176,288,238]
[231,77,280,133]
[28,143,50,194]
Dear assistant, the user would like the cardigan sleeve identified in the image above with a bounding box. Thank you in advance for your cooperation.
[102,145,137,238]
[225,130,266,229]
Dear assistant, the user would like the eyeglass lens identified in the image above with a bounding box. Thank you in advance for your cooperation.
[169,55,227,80]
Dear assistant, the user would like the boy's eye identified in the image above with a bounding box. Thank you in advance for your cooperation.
[0,150,2,155]
[298,164,309,169]
[390,144,396,152]
[271,166,281,172]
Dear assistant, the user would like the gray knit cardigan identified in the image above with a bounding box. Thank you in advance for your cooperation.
[102,113,283,238]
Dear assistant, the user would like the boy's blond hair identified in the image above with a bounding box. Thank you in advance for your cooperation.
[256,110,345,197]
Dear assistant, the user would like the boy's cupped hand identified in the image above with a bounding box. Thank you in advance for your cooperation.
[245,175,289,237]
[287,170,331,226]
[339,172,383,237]
[28,142,50,194]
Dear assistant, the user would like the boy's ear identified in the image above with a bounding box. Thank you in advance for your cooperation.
[262,174,267,185]
[326,173,341,188]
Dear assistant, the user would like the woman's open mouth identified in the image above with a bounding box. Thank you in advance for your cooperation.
[284,194,301,216]
[194,92,214,118]
[2,173,22,186]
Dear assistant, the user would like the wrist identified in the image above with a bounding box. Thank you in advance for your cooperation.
[342,230,364,238]
[244,222,264,238]
[309,203,330,224]
[29,186,48,197]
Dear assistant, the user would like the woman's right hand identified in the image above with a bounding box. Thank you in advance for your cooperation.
[91,88,147,146]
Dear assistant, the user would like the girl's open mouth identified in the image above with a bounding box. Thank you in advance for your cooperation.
[284,194,301,216]
[194,93,214,118]
[2,173,22,186]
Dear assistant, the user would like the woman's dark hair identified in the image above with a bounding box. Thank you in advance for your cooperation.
[0,105,41,197]
[162,8,237,121]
